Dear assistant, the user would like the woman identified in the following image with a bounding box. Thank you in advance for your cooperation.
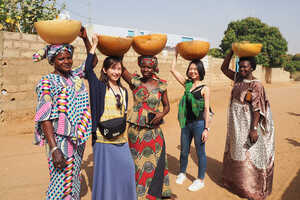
[85,34,136,200]
[122,55,172,199]
[221,50,275,200]
[170,50,210,191]
[33,27,96,199]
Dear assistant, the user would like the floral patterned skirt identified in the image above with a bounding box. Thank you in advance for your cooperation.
[128,124,171,200]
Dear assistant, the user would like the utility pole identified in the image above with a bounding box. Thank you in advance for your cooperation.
[87,0,92,24]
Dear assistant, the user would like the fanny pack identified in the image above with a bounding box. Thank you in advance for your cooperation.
[98,89,128,140]
[98,114,127,140]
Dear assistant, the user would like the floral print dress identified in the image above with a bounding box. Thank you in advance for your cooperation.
[127,75,171,200]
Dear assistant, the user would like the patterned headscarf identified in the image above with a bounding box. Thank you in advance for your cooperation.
[138,55,158,72]
[33,44,74,65]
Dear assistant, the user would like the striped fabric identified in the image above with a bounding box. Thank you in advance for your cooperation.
[34,63,91,156]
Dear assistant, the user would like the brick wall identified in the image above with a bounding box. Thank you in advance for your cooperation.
[0,31,291,134]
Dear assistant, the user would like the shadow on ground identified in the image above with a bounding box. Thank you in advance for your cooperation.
[286,138,300,147]
[80,153,94,198]
[168,145,224,187]
[287,112,300,117]
[281,169,300,200]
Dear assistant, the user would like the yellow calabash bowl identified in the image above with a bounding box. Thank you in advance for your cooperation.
[232,42,262,57]
[34,20,81,44]
[132,34,167,56]
[97,35,133,57]
[176,40,210,60]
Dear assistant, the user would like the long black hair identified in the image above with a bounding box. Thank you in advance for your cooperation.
[186,59,205,81]
[99,56,124,88]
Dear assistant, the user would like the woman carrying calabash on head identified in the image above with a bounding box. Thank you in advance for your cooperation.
[33,27,96,199]
[122,55,172,199]
[221,49,275,200]
[170,49,211,192]
[85,34,136,200]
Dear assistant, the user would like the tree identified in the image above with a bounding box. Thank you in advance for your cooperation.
[220,17,288,68]
[292,54,300,61]
[0,0,65,34]
[282,53,300,73]
[208,48,224,58]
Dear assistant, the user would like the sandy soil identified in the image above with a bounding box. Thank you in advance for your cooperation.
[1,82,300,200]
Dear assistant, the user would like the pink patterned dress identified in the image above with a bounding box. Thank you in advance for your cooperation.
[34,65,91,200]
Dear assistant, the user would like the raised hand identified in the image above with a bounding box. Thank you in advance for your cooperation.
[79,26,88,40]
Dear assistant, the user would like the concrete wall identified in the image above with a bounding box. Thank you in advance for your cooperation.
[0,31,291,134]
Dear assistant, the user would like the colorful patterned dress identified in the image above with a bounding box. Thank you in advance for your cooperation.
[222,79,275,200]
[34,65,92,200]
[127,75,171,200]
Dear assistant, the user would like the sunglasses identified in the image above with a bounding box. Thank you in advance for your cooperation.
[115,94,122,109]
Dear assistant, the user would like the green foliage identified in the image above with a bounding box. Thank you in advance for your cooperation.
[0,0,65,34]
[208,48,224,58]
[292,53,300,61]
[284,61,297,73]
[220,17,288,68]
[283,54,300,73]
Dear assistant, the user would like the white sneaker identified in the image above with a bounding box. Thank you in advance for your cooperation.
[176,173,187,184]
[188,179,205,191]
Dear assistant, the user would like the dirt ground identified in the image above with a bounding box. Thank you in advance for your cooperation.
[0,82,300,200]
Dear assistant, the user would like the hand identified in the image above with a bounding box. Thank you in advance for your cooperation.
[202,129,208,142]
[79,26,88,40]
[150,112,164,126]
[91,33,99,47]
[249,130,258,144]
[52,148,67,169]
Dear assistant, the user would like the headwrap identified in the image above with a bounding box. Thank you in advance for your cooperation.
[33,44,74,65]
[138,55,158,73]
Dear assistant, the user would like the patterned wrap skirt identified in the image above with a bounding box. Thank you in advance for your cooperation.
[128,124,171,200]
[46,142,85,200]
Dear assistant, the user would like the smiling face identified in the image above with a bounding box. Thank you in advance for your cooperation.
[187,63,200,81]
[238,60,253,78]
[104,62,122,83]
[140,65,154,78]
[53,51,73,75]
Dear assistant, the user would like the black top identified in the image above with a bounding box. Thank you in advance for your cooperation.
[186,85,205,123]
[84,53,128,133]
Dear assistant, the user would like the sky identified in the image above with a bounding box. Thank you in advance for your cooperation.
[57,0,300,54]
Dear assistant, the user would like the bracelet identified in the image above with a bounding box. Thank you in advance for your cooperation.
[50,146,59,156]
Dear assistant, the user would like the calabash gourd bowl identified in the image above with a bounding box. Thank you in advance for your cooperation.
[34,19,81,44]
[97,35,133,57]
[132,34,167,56]
[176,40,210,60]
[232,42,262,57]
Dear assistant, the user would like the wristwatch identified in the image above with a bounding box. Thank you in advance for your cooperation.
[204,127,210,131]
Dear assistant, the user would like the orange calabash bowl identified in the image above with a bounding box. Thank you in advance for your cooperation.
[232,42,262,57]
[34,19,81,44]
[132,34,167,56]
[97,35,133,57]
[176,40,210,60]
